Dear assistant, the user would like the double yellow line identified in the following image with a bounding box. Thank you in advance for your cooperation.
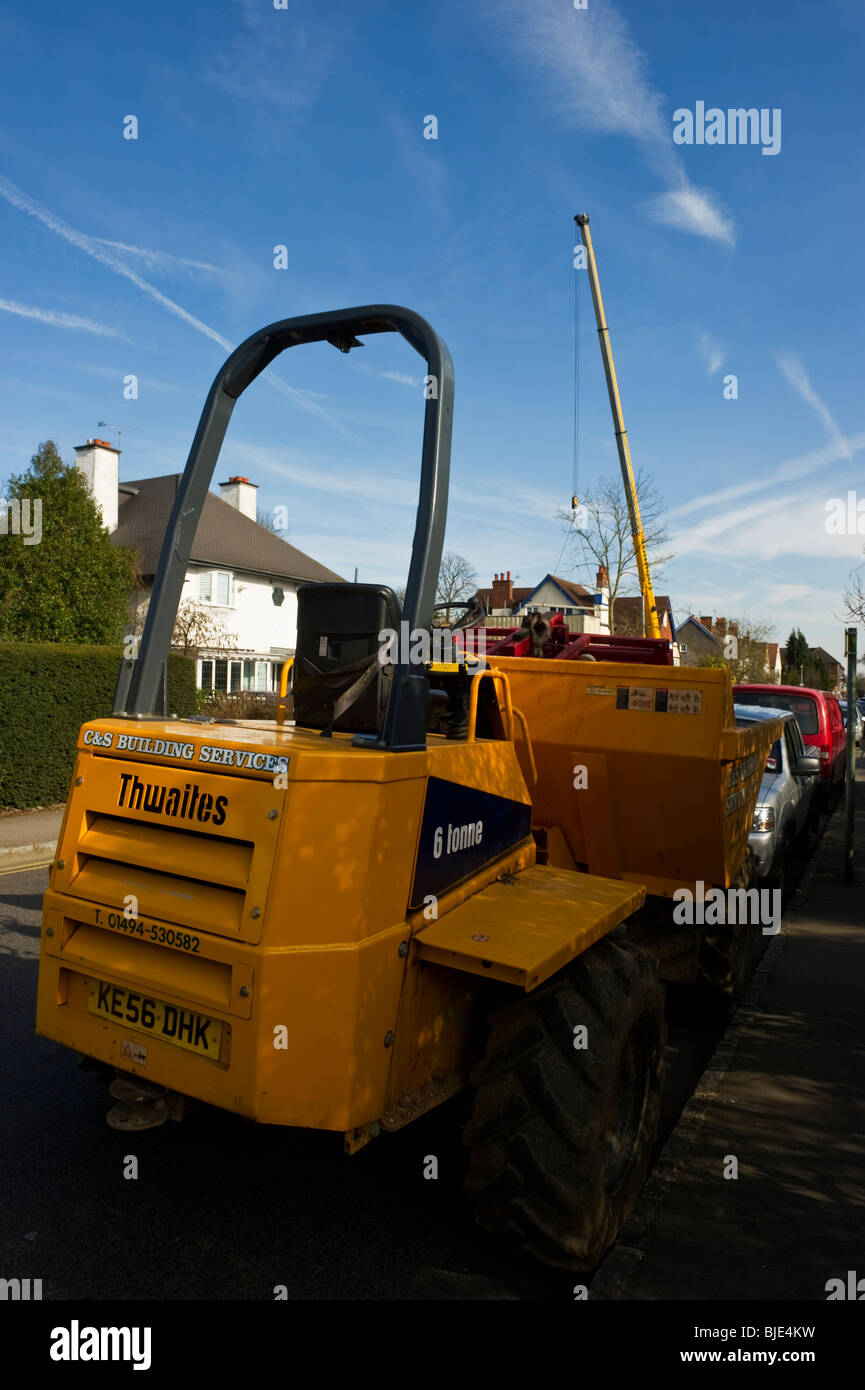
[0,860,52,877]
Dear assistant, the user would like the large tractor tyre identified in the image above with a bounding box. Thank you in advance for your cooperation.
[698,921,759,1011]
[463,938,665,1271]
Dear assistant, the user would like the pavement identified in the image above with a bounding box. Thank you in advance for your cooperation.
[592,759,865,1302]
[0,805,64,864]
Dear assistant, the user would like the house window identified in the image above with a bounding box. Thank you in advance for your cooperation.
[200,659,241,692]
[242,660,270,692]
[199,570,233,606]
[679,643,688,653]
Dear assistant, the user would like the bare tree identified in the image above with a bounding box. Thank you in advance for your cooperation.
[695,615,776,683]
[258,508,287,536]
[843,550,865,625]
[557,468,673,632]
[435,552,477,626]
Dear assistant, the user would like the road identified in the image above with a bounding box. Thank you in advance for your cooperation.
[0,831,821,1301]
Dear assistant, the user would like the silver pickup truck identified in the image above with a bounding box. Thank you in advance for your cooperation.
[734,703,821,898]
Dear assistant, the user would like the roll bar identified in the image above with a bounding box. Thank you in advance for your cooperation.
[114,305,454,750]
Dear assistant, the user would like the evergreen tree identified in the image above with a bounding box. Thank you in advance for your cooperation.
[0,441,136,642]
[783,628,810,682]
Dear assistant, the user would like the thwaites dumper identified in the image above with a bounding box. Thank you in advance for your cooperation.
[36,306,776,1271]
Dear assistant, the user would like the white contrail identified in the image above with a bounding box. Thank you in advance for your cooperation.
[94,239,225,278]
[0,173,354,434]
[0,297,127,338]
[483,0,736,245]
[775,351,853,462]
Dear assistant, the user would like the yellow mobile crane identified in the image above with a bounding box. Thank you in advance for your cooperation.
[574,214,660,640]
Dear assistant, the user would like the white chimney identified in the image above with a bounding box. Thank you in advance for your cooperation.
[220,475,257,521]
[74,437,120,532]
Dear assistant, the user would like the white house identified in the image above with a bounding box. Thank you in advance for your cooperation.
[74,438,342,693]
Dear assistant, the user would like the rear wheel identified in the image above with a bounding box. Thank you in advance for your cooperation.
[464,938,665,1271]
[767,835,792,903]
[794,802,819,859]
[699,921,759,1011]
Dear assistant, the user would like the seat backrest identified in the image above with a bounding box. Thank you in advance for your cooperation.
[293,583,403,734]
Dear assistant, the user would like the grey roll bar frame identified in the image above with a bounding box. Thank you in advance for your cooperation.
[114,304,454,751]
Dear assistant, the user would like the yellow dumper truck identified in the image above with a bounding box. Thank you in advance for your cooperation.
[36,307,777,1270]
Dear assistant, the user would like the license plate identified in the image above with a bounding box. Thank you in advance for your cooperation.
[88,981,222,1060]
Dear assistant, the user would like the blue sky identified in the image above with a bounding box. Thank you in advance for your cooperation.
[1,0,863,662]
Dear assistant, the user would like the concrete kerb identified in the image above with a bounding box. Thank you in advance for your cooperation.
[0,840,57,866]
[589,808,838,1300]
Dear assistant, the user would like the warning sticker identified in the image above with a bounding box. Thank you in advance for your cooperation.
[668,689,703,715]
[586,685,615,697]
[616,685,653,711]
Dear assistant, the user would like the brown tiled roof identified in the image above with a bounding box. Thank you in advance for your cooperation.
[476,586,535,611]
[612,595,672,630]
[809,645,842,670]
[767,643,779,664]
[546,575,596,605]
[113,475,343,583]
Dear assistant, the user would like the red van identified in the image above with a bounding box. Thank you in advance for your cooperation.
[733,684,845,807]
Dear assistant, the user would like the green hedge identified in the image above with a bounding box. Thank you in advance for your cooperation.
[0,643,197,809]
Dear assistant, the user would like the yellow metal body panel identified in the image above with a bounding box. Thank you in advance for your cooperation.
[414,864,645,989]
[37,714,551,1134]
[494,659,781,896]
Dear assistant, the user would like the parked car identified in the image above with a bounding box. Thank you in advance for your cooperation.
[734,684,845,808]
[839,701,864,746]
[734,704,821,895]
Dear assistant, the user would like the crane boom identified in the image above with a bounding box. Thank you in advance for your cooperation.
[574,214,660,640]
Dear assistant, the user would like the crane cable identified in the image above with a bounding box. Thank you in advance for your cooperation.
[552,237,582,579]
[572,233,581,511]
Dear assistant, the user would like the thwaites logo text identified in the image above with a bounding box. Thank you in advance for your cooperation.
[118,772,228,826]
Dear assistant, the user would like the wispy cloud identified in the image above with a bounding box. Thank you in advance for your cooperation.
[356,361,420,388]
[670,485,864,562]
[226,440,418,507]
[0,173,351,435]
[0,297,128,339]
[775,351,853,462]
[381,369,419,386]
[205,0,356,113]
[668,430,865,521]
[389,109,448,223]
[644,187,735,247]
[483,0,735,245]
[93,239,226,281]
[697,329,725,376]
